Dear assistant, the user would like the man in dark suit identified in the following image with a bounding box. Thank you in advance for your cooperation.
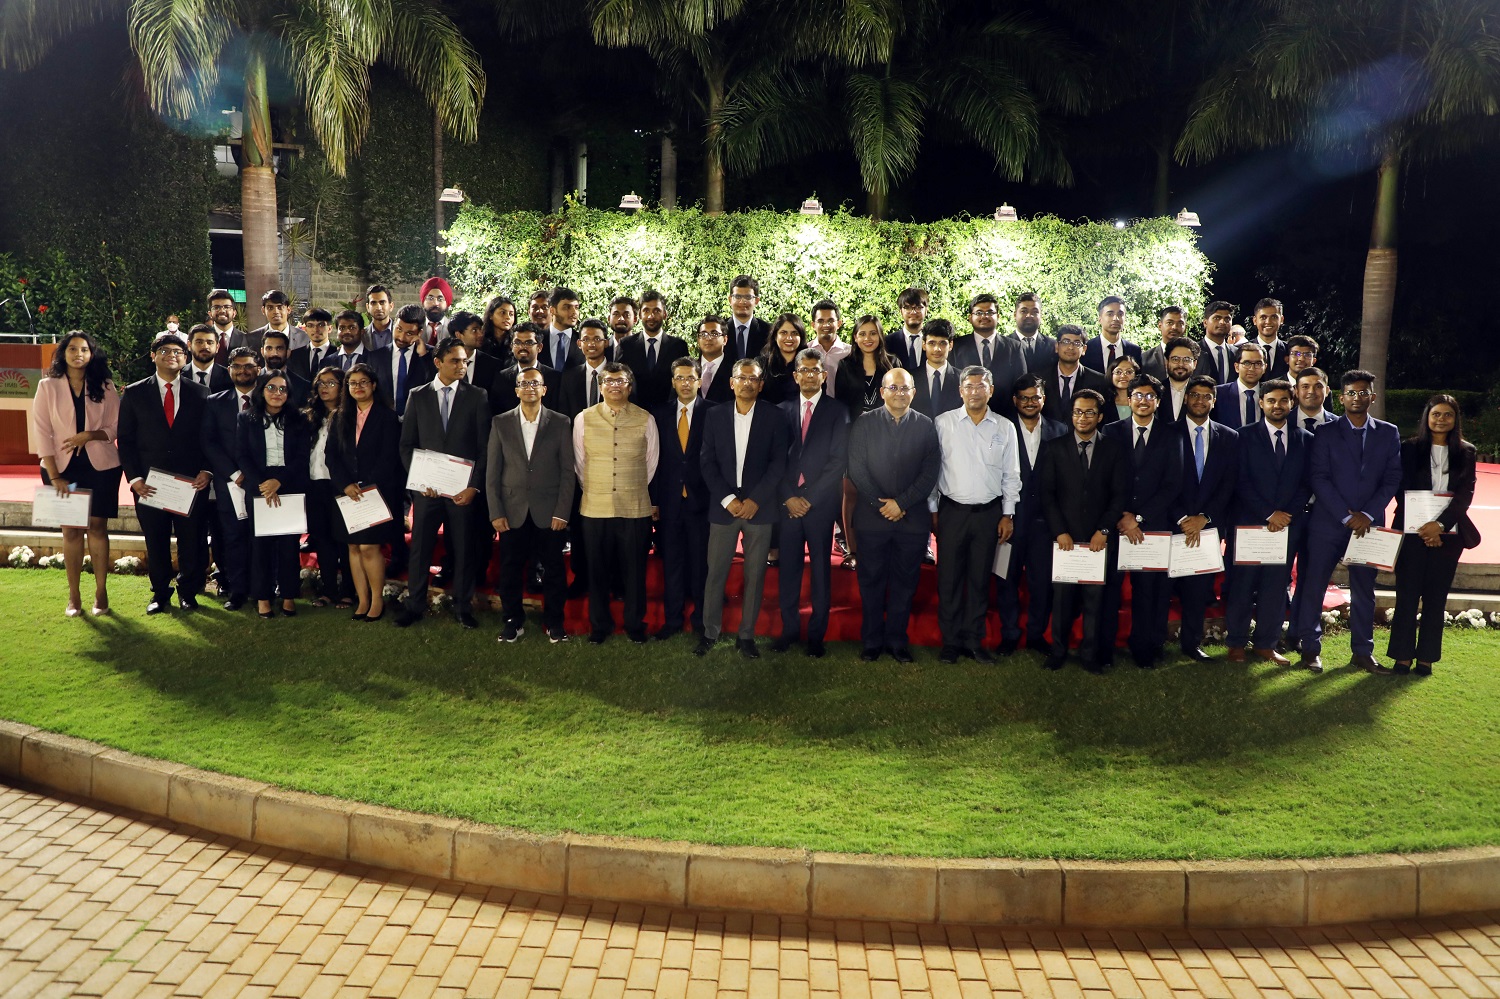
[951,294,1028,418]
[395,337,493,629]
[558,320,614,417]
[487,367,575,643]
[1214,341,1269,430]
[1225,379,1310,664]
[1036,326,1110,424]
[288,308,338,382]
[448,310,501,394]
[650,357,713,640]
[1083,296,1143,373]
[847,368,942,662]
[539,286,585,373]
[1100,373,1185,668]
[1038,388,1131,672]
[617,290,690,412]
[1249,297,1291,379]
[910,319,963,419]
[1194,300,1239,384]
[199,348,260,610]
[117,333,214,613]
[772,349,850,658]
[694,317,734,404]
[361,284,396,352]
[885,286,929,369]
[207,288,246,363]
[1174,375,1241,661]
[1156,338,1199,423]
[253,330,309,406]
[368,306,434,419]
[1283,365,1341,649]
[606,295,637,361]
[490,323,561,414]
[328,310,371,373]
[997,374,1070,653]
[1139,306,1189,385]
[695,358,789,658]
[1285,335,1321,385]
[724,275,770,362]
[1291,370,1403,674]
[184,324,231,392]
[247,288,304,353]
[1008,292,1055,373]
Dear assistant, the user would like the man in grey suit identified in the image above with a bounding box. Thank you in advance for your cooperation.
[396,336,492,630]
[487,368,575,644]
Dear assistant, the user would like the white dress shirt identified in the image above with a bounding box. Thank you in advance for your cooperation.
[263,421,285,467]
[1017,417,1043,470]
[931,408,1022,514]
[310,421,332,480]
[519,408,541,458]
[723,405,756,506]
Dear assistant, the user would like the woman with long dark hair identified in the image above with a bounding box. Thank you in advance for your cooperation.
[236,371,311,618]
[832,315,900,571]
[1105,355,1139,424]
[32,331,121,615]
[756,312,808,405]
[304,366,356,608]
[326,363,403,621]
[480,295,517,364]
[1388,394,1481,675]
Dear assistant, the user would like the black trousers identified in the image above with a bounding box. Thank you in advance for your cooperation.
[406,492,479,613]
[137,494,208,601]
[1051,581,1106,666]
[306,479,354,602]
[935,496,1003,649]
[1125,570,1173,658]
[211,491,252,599]
[499,517,568,630]
[856,529,925,650]
[778,508,837,642]
[1388,534,1463,663]
[249,530,301,602]
[658,503,709,634]
[582,515,651,637]
[996,523,1053,647]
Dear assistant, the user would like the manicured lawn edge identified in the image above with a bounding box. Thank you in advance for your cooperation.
[7,718,1499,928]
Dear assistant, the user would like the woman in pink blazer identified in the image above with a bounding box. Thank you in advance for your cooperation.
[32,331,123,616]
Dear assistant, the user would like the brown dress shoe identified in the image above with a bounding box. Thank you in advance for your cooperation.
[1352,653,1394,675]
[1226,647,1247,663]
[1254,648,1292,666]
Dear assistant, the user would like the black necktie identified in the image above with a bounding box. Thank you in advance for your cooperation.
[738,325,748,357]
[1274,429,1286,467]
[589,369,599,407]
[197,371,207,386]
[312,347,322,370]
[1079,439,1091,469]
[1304,417,1316,431]
[646,338,657,371]
[1135,426,1147,454]
[982,339,992,367]
[1244,389,1257,425]
[932,370,942,399]
[1061,375,1073,402]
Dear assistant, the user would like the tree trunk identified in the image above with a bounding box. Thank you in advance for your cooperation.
[866,186,887,220]
[1360,151,1400,420]
[660,134,677,211]
[240,50,278,311]
[574,141,588,204]
[1152,142,1171,217]
[705,75,725,214]
[549,148,565,211]
[433,111,445,276]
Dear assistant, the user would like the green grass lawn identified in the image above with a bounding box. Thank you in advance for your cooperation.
[2,569,1498,860]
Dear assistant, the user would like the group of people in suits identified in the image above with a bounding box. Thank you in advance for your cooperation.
[31,282,1480,676]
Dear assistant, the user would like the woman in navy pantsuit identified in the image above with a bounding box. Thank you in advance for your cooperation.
[236,372,311,618]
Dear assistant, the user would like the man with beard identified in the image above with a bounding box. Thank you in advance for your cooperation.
[200,348,260,610]
[607,295,637,360]
[492,322,561,414]
[257,330,309,403]
[249,289,302,353]
[886,287,928,369]
[996,373,1070,653]
[1159,338,1199,422]
[951,293,1027,417]
[331,310,368,371]
[1140,306,1189,385]
[1008,293,1055,372]
[419,276,454,347]
[1174,374,1240,662]
[368,305,433,418]
[362,284,395,351]
[185,323,230,392]
[1083,296,1142,373]
[289,308,338,381]
[1035,327,1109,424]
[1196,301,1239,384]
[208,288,246,362]
[618,289,688,411]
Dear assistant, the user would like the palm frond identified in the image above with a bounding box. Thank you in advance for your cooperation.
[713,64,840,175]
[1416,0,1500,125]
[0,0,124,70]
[973,10,1090,115]
[936,56,1041,179]
[493,0,588,41]
[382,0,486,143]
[280,2,374,173]
[844,71,925,197]
[127,0,233,119]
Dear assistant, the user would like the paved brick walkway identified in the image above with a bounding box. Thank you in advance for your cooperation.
[2,783,1499,999]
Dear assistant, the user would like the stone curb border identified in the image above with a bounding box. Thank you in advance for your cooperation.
[4,719,1498,928]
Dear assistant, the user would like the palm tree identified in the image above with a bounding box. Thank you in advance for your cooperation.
[1177,0,1500,416]
[0,0,485,311]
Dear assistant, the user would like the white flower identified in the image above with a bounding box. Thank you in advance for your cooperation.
[8,545,36,568]
[382,582,406,600]
[112,555,142,574]
[430,592,452,612]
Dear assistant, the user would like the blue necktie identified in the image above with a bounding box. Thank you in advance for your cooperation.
[1274,428,1286,469]
[395,349,409,417]
[1194,425,1206,480]
[440,385,452,432]
[1244,389,1256,426]
[555,334,567,371]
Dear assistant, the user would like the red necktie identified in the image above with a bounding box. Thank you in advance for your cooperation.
[163,382,175,428]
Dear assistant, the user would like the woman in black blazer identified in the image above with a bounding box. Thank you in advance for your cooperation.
[326,363,403,622]
[756,313,808,405]
[236,372,312,618]
[1388,394,1481,675]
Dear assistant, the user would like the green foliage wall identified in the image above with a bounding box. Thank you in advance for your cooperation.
[444,203,1213,342]
[0,24,212,379]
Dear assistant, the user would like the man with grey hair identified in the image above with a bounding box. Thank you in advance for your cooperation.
[695,357,789,658]
[931,365,1021,663]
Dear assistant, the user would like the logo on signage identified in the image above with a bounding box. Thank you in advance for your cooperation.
[0,369,32,398]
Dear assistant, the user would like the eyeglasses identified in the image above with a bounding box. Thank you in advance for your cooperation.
[697,330,726,339]
[1343,389,1373,399]
[517,381,544,390]
[671,374,699,384]
[347,379,373,389]
[1289,350,1317,359]
[263,384,289,394]
[1238,359,1265,368]
[1186,391,1215,402]
[883,385,914,394]
[1129,392,1158,402]
[1057,340,1086,348]
[970,309,998,317]
[1072,409,1101,417]
[579,337,608,345]
[229,363,259,372]
[731,374,763,382]
[315,379,341,388]
[511,339,539,347]
[960,382,992,392]
[155,348,185,357]
[1014,392,1043,403]
[601,377,630,387]
[730,293,756,302]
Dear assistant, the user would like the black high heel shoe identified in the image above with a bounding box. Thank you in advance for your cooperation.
[364,607,385,623]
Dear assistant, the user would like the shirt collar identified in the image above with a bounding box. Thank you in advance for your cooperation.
[799,390,823,409]
[1265,420,1288,443]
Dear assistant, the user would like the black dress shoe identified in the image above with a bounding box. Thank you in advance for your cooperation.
[652,625,681,641]
[692,636,713,656]
[737,638,761,659]
[771,636,795,654]
[889,646,914,664]
[1134,656,1157,669]
[394,609,421,628]
[997,639,1019,655]
[1182,646,1214,663]
[1082,659,1106,674]
[222,595,246,612]
[178,596,200,611]
[922,545,937,565]
[588,631,608,645]
[146,599,170,615]
[859,647,881,662]
[627,631,648,645]
[455,611,479,630]
[972,647,996,664]
[938,646,961,665]
[1414,662,1433,676]
[806,640,826,658]
[1042,654,1066,671]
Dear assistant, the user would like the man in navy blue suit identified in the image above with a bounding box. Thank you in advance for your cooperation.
[1173,375,1240,661]
[910,319,963,419]
[199,348,260,610]
[1083,296,1143,373]
[884,286,929,370]
[1214,341,1269,429]
[1195,301,1239,384]
[1290,370,1403,674]
[997,374,1070,653]
[1226,380,1311,663]
[695,358,789,658]
[950,294,1028,418]
[773,349,849,657]
[1101,373,1184,668]
[650,357,713,640]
